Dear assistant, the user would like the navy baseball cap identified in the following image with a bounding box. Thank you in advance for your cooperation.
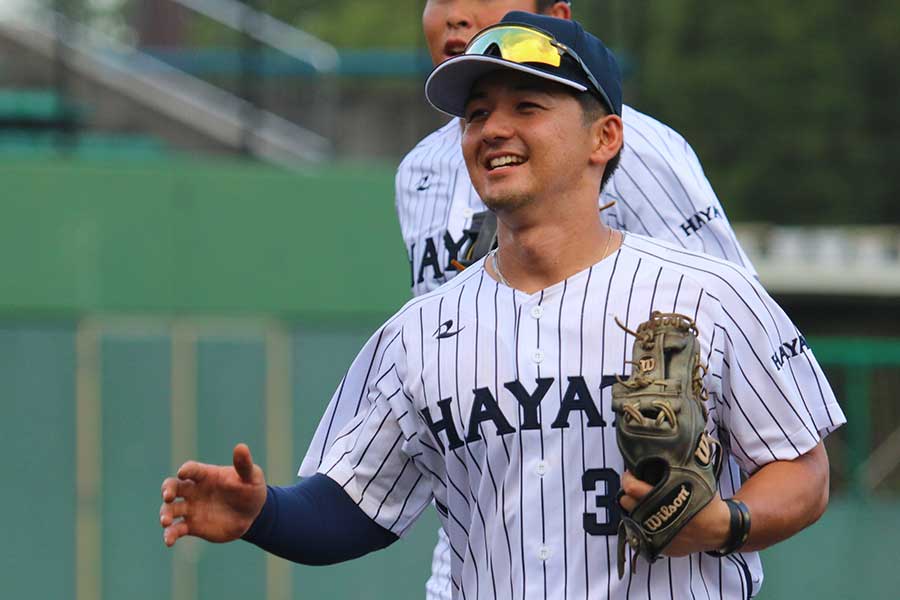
[425,11,621,118]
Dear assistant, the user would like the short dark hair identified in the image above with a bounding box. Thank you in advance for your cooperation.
[536,0,569,13]
[575,92,621,191]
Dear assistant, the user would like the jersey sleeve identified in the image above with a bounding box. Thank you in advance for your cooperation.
[298,321,406,477]
[701,274,845,474]
[603,108,758,276]
[316,322,435,537]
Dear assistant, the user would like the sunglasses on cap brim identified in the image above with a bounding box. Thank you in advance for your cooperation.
[465,24,614,114]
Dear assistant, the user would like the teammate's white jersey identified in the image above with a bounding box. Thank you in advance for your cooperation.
[302,234,844,599]
[396,105,756,298]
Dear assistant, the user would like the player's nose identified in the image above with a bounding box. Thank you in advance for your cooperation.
[444,2,472,30]
[480,110,515,143]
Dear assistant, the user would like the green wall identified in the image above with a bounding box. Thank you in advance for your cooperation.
[0,323,76,599]
[0,319,441,600]
[0,158,409,317]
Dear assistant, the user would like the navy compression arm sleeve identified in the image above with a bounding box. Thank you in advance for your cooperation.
[241,473,398,565]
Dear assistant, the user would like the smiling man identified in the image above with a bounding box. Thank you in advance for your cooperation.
[302,4,759,598]
[161,14,843,600]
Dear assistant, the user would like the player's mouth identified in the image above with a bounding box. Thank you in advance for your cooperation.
[443,39,468,60]
[484,153,527,172]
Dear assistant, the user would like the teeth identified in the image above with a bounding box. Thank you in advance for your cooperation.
[489,156,524,169]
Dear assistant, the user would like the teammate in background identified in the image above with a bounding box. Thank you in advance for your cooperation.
[160,14,843,599]
[304,1,757,598]
[400,0,755,300]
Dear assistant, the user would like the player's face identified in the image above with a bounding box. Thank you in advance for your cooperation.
[461,71,597,212]
[422,0,559,65]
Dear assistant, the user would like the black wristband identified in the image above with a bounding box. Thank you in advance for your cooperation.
[706,498,751,557]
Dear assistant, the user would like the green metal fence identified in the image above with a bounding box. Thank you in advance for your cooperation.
[0,316,441,600]
[811,338,900,497]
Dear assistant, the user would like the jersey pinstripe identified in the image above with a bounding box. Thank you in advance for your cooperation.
[397,105,756,298]
[303,234,844,599]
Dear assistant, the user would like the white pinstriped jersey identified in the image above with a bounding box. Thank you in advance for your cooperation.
[396,105,756,298]
[305,105,757,598]
[301,233,844,599]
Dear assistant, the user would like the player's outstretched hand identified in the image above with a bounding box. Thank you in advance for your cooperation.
[160,443,268,547]
[619,471,730,557]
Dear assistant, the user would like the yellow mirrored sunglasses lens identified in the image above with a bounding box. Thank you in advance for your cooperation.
[467,27,562,67]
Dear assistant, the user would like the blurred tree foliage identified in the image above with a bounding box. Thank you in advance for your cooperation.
[250,0,900,224]
[56,0,900,224]
[267,0,423,48]
[577,0,900,225]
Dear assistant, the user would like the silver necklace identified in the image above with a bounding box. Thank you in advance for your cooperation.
[488,248,511,287]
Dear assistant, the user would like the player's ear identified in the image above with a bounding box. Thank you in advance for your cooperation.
[589,114,624,167]
[544,2,572,19]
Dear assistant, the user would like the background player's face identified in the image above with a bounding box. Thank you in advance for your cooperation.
[461,71,598,212]
[422,0,570,66]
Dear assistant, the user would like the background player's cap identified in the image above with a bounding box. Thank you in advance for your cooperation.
[425,11,621,118]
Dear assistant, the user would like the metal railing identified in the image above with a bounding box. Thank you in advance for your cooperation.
[0,1,337,164]
[172,0,339,73]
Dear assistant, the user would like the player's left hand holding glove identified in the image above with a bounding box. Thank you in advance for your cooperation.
[160,443,268,547]
[618,471,730,557]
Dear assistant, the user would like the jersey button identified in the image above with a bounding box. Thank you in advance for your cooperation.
[530,305,544,319]
[462,207,475,218]
[538,546,551,561]
[535,460,548,476]
[532,349,544,364]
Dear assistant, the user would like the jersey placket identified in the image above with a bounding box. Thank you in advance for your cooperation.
[515,288,567,596]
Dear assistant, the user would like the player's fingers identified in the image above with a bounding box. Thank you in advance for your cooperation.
[619,493,638,513]
[621,471,653,499]
[233,443,255,482]
[162,477,197,503]
[159,500,190,528]
[163,520,191,547]
[177,460,208,482]
[161,477,181,502]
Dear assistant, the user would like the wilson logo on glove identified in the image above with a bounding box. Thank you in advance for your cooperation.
[644,484,692,532]
[695,434,713,467]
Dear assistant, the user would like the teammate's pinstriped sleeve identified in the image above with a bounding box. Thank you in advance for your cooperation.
[701,272,845,472]
[603,106,757,275]
[318,320,436,537]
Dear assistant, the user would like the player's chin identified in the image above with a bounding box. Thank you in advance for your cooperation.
[481,190,531,212]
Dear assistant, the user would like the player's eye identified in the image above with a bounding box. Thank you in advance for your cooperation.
[517,101,543,112]
[465,108,489,123]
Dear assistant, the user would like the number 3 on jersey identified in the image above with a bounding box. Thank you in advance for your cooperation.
[582,468,622,536]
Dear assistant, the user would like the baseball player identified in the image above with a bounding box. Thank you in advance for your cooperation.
[305,1,756,598]
[160,14,844,599]
[400,0,755,301]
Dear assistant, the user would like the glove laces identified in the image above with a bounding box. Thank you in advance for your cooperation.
[614,312,711,419]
